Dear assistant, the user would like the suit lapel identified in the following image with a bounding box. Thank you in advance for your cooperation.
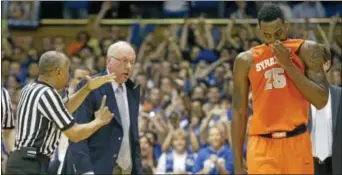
[330,85,340,133]
[98,71,122,126]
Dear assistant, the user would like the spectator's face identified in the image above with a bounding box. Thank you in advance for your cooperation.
[161,78,172,93]
[96,56,106,71]
[109,26,120,40]
[207,87,220,103]
[192,86,204,100]
[12,48,24,62]
[208,127,224,149]
[227,80,234,96]
[161,61,171,76]
[179,68,188,79]
[78,32,89,43]
[133,62,142,75]
[10,62,21,75]
[136,74,147,88]
[214,67,224,80]
[73,68,90,85]
[220,49,230,59]
[1,60,11,76]
[191,47,200,59]
[107,48,136,84]
[102,39,113,54]
[140,137,152,157]
[84,57,95,72]
[28,48,38,59]
[7,76,20,89]
[191,101,203,117]
[28,63,39,78]
[239,28,248,41]
[259,19,288,44]
[54,37,65,51]
[332,70,341,86]
[42,37,53,51]
[150,88,161,105]
[172,135,187,153]
[180,61,190,69]
[79,48,93,59]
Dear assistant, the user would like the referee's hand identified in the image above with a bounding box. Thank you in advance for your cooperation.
[95,95,114,125]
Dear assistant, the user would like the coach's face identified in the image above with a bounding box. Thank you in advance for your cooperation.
[107,48,136,85]
[259,19,288,45]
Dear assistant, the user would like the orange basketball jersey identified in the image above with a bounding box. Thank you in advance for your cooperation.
[248,39,309,135]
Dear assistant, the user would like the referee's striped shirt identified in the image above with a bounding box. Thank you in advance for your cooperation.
[14,81,75,157]
[1,88,15,129]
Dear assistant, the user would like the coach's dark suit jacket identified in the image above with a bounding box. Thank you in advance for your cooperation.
[308,85,342,175]
[62,71,142,174]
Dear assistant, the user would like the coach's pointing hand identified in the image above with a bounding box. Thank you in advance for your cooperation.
[95,95,114,126]
[86,73,116,91]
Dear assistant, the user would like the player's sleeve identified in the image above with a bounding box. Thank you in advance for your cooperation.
[1,88,15,129]
[37,88,75,131]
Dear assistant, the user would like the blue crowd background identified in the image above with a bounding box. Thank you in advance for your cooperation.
[1,1,341,174]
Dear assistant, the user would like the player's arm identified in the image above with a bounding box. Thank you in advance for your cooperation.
[64,73,116,113]
[231,51,251,173]
[279,41,329,109]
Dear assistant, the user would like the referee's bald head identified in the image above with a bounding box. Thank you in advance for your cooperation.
[38,51,69,75]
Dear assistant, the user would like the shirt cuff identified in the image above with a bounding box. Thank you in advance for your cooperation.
[82,171,95,175]
[60,120,75,131]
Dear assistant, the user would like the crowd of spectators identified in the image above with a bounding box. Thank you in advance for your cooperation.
[1,1,342,174]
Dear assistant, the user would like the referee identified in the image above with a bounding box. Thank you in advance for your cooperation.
[1,88,16,153]
[1,87,16,174]
[5,51,115,174]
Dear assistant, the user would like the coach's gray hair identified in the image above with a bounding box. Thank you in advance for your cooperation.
[107,41,134,57]
[38,51,67,75]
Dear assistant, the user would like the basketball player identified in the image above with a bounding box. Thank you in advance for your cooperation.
[231,4,330,174]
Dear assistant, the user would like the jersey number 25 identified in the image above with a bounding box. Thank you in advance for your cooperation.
[264,68,287,90]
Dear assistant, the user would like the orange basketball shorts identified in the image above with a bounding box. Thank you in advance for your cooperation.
[246,131,314,174]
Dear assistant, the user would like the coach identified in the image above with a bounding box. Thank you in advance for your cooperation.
[308,49,342,175]
[63,41,142,174]
[5,51,115,174]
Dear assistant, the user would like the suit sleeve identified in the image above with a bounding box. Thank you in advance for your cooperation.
[68,80,95,174]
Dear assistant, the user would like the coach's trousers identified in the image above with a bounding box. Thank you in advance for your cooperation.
[5,150,50,175]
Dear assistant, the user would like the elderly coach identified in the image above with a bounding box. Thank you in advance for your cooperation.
[5,51,115,174]
[63,41,142,175]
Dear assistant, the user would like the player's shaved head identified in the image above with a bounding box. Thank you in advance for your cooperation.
[107,41,135,58]
[38,51,69,75]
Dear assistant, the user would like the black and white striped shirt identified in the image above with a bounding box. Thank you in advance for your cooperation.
[1,88,15,129]
[14,81,75,157]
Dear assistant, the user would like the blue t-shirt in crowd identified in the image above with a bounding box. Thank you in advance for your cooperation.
[192,144,234,174]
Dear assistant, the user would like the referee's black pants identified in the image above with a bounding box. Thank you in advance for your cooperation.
[5,150,50,175]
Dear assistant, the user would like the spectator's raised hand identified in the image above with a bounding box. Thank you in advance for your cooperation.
[85,73,116,91]
[101,1,113,12]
